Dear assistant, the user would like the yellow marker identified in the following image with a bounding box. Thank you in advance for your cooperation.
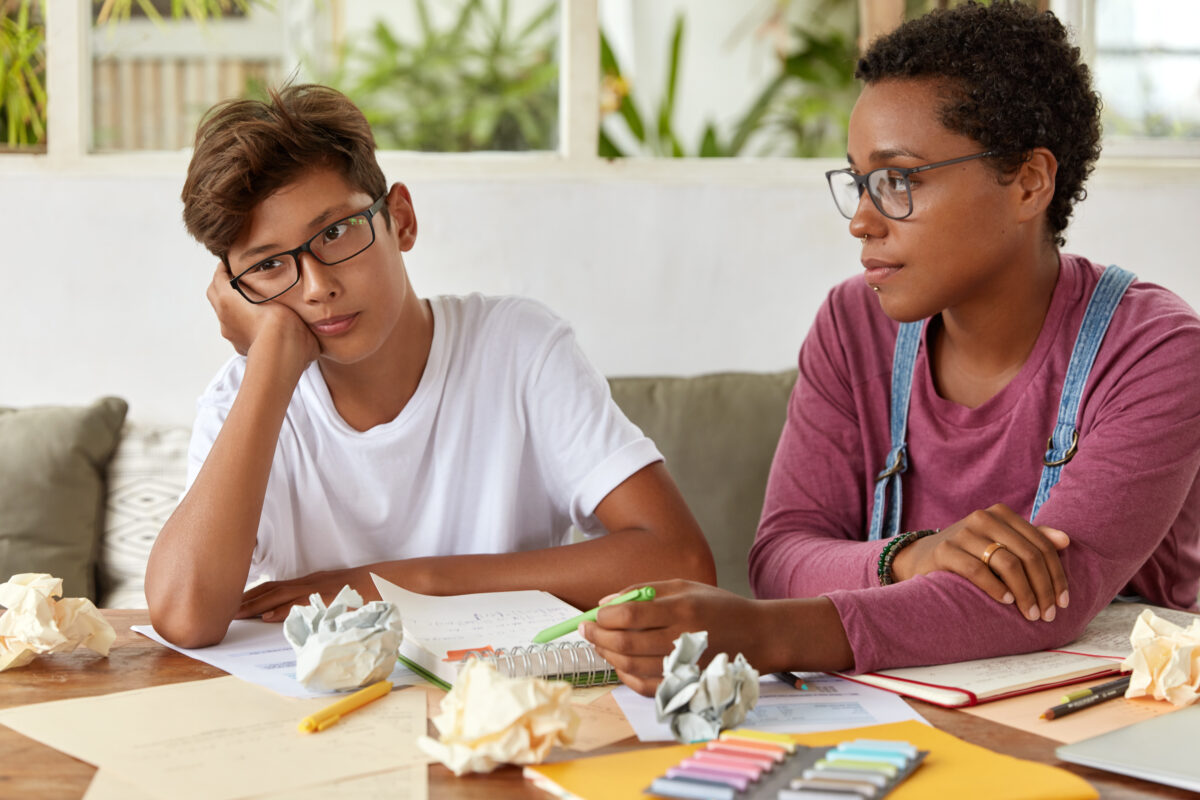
[298,679,393,734]
[720,729,797,753]
[1061,688,1092,703]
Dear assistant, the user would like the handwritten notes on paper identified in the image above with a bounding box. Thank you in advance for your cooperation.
[0,676,427,800]
[377,578,590,653]
[373,576,594,688]
[1060,602,1200,658]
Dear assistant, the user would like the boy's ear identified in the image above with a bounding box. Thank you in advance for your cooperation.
[1014,147,1057,225]
[385,182,418,251]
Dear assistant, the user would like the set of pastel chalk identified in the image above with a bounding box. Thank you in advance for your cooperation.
[644,730,927,800]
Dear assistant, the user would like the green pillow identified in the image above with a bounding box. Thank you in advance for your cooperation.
[0,397,128,602]
[608,371,796,598]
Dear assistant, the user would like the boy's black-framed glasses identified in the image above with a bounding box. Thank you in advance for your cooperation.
[228,194,388,304]
[825,151,995,221]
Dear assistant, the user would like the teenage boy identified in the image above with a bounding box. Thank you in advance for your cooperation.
[146,85,715,648]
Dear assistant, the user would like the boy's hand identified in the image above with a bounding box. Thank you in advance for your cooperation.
[207,263,319,370]
[890,503,1070,623]
[579,580,771,697]
[236,566,380,623]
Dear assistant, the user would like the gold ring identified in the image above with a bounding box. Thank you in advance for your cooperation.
[981,541,1008,567]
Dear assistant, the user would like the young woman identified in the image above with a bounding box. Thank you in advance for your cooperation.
[582,1,1200,696]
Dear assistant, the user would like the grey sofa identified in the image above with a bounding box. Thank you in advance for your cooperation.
[608,370,796,598]
[0,370,797,606]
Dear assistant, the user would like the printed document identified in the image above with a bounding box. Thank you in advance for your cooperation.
[612,672,927,742]
[133,620,421,698]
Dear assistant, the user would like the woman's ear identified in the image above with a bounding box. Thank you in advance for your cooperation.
[1014,147,1057,224]
[385,182,418,251]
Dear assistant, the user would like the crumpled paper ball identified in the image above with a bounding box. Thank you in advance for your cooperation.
[655,630,760,743]
[417,659,579,775]
[283,585,403,692]
[1120,609,1200,707]
[0,573,116,671]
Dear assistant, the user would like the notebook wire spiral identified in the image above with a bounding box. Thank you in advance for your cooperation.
[465,641,617,686]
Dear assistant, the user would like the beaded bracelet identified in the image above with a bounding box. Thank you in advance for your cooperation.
[877,529,938,586]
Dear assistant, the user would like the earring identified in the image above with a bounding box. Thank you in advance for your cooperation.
[861,234,870,242]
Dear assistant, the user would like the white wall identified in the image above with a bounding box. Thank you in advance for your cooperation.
[2,159,1198,424]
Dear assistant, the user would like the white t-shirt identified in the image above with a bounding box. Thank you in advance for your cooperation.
[185,294,662,583]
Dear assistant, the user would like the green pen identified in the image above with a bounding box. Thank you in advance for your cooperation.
[532,587,656,644]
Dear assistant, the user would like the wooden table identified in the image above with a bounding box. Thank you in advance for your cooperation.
[0,610,1189,799]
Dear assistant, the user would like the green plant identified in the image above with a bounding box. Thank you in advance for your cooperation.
[599,7,858,159]
[1,0,270,150]
[325,0,559,152]
[724,26,859,158]
[94,0,257,26]
[0,0,45,148]
[598,15,685,157]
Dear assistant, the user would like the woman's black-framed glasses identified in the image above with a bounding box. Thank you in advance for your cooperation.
[825,151,995,221]
[229,194,388,304]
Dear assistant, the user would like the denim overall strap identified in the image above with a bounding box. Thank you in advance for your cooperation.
[1031,265,1136,520]
[868,320,924,541]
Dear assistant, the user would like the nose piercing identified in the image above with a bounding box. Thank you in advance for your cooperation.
[861,234,870,242]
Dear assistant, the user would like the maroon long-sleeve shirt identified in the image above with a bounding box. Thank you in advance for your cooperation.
[750,254,1200,674]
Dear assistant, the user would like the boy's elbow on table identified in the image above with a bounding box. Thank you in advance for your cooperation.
[147,593,234,650]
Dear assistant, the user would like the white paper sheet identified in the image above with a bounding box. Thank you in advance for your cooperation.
[613,672,928,742]
[133,620,421,698]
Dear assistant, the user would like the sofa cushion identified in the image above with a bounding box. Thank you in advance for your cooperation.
[98,424,190,608]
[608,370,796,598]
[0,397,128,602]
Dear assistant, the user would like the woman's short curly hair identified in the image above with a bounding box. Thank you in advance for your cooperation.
[855,1,1100,247]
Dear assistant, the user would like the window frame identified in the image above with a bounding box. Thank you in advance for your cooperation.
[1051,0,1200,159]
[2,0,1197,182]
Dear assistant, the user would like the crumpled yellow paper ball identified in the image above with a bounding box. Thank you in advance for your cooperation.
[417,659,579,775]
[0,573,116,671]
[1120,609,1200,707]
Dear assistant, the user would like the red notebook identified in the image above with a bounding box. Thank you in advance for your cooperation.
[828,602,1198,708]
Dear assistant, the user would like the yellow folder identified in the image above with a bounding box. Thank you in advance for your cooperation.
[524,720,1098,800]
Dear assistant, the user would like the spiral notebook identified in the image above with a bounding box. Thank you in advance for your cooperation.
[371,574,617,690]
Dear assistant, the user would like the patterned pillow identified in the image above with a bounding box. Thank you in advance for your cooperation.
[97,424,190,608]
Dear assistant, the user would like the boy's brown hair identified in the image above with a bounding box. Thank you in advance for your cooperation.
[181,84,387,259]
